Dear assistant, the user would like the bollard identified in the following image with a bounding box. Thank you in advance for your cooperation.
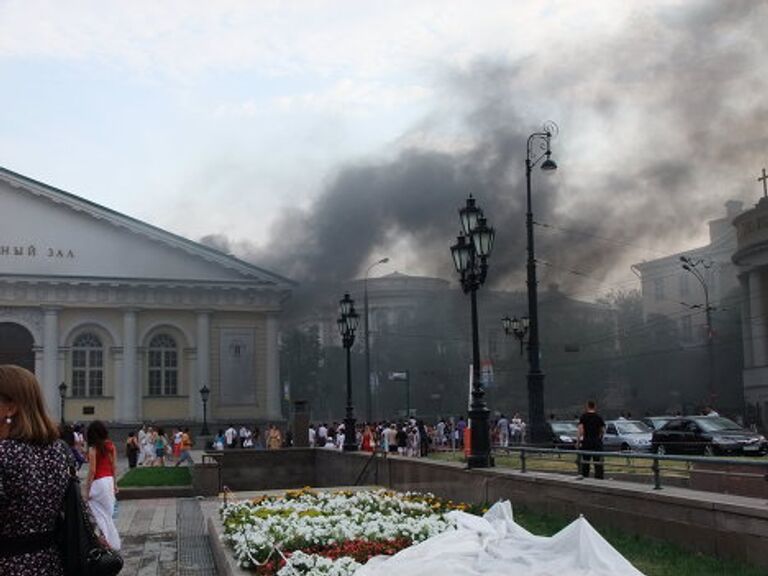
[520,449,527,473]
[652,457,662,490]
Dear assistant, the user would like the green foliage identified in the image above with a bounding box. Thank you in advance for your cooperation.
[117,466,191,487]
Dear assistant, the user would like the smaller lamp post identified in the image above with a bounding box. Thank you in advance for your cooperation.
[502,316,530,356]
[199,384,211,436]
[680,255,716,403]
[338,293,360,451]
[58,381,67,426]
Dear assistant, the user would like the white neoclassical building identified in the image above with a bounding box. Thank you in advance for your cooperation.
[733,196,768,429]
[0,167,293,425]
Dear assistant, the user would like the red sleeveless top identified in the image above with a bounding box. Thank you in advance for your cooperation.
[93,440,115,480]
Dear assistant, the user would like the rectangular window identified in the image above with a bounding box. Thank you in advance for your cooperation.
[149,371,162,395]
[164,370,178,395]
[88,370,103,396]
[73,350,86,368]
[149,350,162,368]
[654,278,665,301]
[72,370,86,396]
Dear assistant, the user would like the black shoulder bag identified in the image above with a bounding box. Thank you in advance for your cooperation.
[57,446,123,576]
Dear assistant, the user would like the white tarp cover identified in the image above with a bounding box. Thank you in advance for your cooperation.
[355,501,645,576]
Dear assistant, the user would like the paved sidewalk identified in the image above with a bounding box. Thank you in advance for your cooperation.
[91,452,216,575]
[114,497,217,576]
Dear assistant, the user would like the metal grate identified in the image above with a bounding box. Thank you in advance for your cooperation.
[177,498,217,575]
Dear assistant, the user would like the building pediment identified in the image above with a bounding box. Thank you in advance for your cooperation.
[0,167,294,291]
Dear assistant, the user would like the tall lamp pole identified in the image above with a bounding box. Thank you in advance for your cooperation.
[338,293,360,451]
[199,384,211,436]
[58,381,67,426]
[450,195,496,468]
[680,255,716,404]
[364,257,389,422]
[525,123,558,444]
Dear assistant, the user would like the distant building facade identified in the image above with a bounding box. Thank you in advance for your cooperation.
[0,168,293,425]
[733,197,768,429]
[632,201,745,413]
[633,201,743,339]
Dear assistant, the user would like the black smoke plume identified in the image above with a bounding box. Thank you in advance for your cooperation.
[220,0,768,293]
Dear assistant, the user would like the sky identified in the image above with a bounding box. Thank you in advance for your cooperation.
[1,0,766,301]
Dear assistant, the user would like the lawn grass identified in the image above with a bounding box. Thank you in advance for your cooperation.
[514,507,764,576]
[117,466,191,487]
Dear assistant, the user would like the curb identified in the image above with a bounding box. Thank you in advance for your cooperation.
[207,514,252,576]
[117,486,195,500]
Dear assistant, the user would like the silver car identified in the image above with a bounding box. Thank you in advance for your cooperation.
[603,420,653,452]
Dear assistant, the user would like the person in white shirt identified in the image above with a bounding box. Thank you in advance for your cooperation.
[137,425,147,466]
[497,414,510,447]
[317,423,328,447]
[436,419,446,447]
[308,425,316,448]
[224,425,237,449]
[239,425,250,448]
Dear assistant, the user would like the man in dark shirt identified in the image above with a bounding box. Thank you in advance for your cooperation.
[578,400,605,479]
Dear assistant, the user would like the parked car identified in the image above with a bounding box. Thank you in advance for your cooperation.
[603,420,653,452]
[651,416,768,456]
[641,415,676,431]
[546,420,578,449]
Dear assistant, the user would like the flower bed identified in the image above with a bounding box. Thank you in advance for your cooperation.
[220,488,469,575]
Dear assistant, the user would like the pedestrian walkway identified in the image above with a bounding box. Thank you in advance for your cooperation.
[108,451,215,575]
[114,497,216,576]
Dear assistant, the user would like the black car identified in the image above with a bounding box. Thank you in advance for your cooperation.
[546,420,578,449]
[641,415,676,431]
[651,416,767,456]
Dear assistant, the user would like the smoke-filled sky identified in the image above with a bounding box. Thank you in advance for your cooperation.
[1,1,766,299]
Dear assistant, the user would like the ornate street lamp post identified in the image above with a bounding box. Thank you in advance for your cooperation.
[502,315,530,356]
[199,384,211,436]
[450,195,495,468]
[337,293,360,451]
[680,255,716,403]
[58,381,67,426]
[364,257,389,422]
[525,123,558,444]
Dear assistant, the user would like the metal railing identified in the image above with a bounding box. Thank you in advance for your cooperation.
[492,446,768,491]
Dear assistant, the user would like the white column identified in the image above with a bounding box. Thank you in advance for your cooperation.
[265,314,282,419]
[194,311,211,420]
[122,310,139,422]
[42,308,59,419]
[749,271,767,368]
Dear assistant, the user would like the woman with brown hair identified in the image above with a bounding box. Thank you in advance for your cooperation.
[0,364,70,575]
[85,420,121,550]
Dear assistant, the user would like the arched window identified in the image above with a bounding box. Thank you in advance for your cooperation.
[148,334,178,396]
[72,333,103,397]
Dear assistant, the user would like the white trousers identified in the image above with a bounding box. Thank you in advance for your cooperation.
[89,476,122,550]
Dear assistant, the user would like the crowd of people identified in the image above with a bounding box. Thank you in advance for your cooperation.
[305,415,529,456]
[209,423,294,451]
[124,425,196,468]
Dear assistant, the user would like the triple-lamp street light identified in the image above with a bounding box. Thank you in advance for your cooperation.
[199,384,211,436]
[450,194,495,468]
[58,381,67,426]
[524,124,558,444]
[502,315,530,356]
[680,255,716,404]
[337,293,360,452]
